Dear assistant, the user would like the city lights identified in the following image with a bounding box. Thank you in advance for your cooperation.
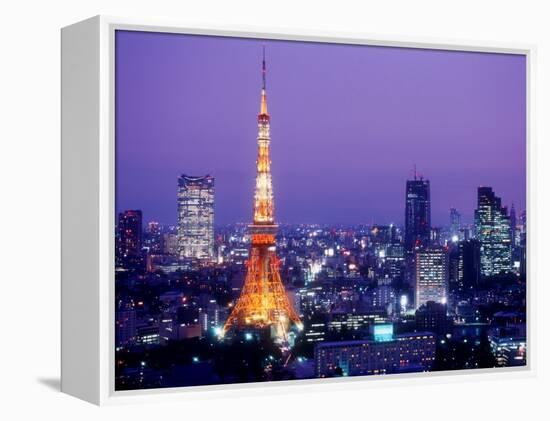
[113,35,526,392]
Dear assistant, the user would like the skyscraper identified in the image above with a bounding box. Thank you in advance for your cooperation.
[405,175,431,251]
[415,247,448,309]
[116,210,143,269]
[177,175,215,261]
[223,48,301,337]
[474,187,512,277]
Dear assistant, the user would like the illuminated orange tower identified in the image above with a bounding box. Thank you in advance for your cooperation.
[224,48,301,337]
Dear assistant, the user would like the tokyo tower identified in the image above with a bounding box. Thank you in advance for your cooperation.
[223,48,302,337]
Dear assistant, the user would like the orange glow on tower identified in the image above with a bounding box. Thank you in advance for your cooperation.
[223,48,301,336]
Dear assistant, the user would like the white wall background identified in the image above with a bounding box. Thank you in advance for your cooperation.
[0,0,548,419]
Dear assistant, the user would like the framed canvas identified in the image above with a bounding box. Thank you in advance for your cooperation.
[61,15,534,405]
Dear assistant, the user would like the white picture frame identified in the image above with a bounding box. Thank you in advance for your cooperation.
[61,15,535,405]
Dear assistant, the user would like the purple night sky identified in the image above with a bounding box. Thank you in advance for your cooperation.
[115,30,526,227]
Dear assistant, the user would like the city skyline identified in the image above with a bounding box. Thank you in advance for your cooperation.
[115,31,526,226]
[114,33,527,390]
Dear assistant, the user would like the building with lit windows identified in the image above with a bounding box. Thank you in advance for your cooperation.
[405,175,431,251]
[474,187,512,277]
[136,325,160,346]
[199,299,223,334]
[303,322,327,343]
[415,247,448,309]
[327,312,385,333]
[177,175,215,261]
[489,333,526,367]
[145,221,162,254]
[385,244,405,282]
[116,210,144,269]
[314,325,436,377]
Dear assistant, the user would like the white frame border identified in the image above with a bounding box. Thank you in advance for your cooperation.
[90,15,535,405]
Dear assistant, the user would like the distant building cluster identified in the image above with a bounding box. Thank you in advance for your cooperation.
[114,167,526,390]
[116,181,526,390]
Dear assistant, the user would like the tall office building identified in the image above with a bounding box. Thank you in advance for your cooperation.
[405,175,431,251]
[177,175,215,261]
[474,187,512,277]
[116,210,143,269]
[450,208,461,239]
[415,247,449,309]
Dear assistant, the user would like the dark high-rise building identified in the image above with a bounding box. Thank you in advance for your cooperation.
[458,239,481,291]
[474,187,512,277]
[405,176,431,251]
[177,175,215,261]
[448,247,460,291]
[116,210,143,269]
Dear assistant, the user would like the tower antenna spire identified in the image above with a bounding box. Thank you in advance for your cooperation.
[262,44,266,90]
[259,45,268,116]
